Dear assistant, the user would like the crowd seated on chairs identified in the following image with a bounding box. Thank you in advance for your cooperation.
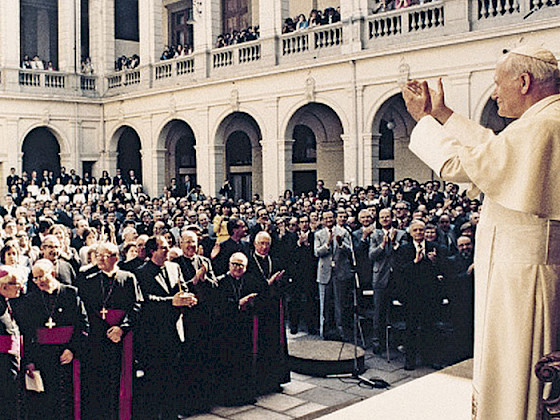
[214,26,260,48]
[282,7,341,34]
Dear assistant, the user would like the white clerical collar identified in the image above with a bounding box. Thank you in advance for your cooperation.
[255,251,268,258]
[102,269,117,277]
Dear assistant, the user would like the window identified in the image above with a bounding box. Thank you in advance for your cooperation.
[292,125,317,164]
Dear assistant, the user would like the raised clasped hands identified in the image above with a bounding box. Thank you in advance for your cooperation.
[192,265,207,285]
[172,291,198,307]
[401,78,452,124]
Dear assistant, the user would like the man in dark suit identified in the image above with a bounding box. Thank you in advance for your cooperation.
[39,235,76,286]
[315,179,331,200]
[436,214,457,254]
[314,210,353,340]
[395,219,444,370]
[446,235,474,362]
[135,236,197,420]
[289,214,319,335]
[6,167,18,189]
[377,184,393,209]
[369,208,407,352]
[112,168,125,187]
[212,217,250,276]
[0,194,17,218]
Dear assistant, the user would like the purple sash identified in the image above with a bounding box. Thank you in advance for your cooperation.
[36,326,81,420]
[103,309,132,420]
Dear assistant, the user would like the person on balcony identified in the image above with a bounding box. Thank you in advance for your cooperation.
[296,14,309,31]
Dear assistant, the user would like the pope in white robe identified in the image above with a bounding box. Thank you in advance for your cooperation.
[402,46,560,420]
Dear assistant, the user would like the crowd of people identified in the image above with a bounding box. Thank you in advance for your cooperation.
[160,44,194,60]
[21,54,56,71]
[282,7,341,33]
[115,54,141,72]
[0,168,477,419]
[372,0,432,13]
[215,26,260,48]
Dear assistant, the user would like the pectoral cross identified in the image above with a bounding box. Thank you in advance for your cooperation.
[100,307,108,320]
[45,317,56,329]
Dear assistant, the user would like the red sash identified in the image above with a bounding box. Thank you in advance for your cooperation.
[36,326,81,420]
[0,334,21,357]
[103,309,133,420]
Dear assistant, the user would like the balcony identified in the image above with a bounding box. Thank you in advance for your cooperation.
[1,0,559,99]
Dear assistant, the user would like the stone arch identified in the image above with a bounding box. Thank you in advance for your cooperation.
[113,125,143,183]
[369,93,431,183]
[21,126,62,179]
[214,112,263,201]
[158,119,197,188]
[284,102,344,195]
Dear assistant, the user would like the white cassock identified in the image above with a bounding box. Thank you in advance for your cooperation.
[409,94,560,420]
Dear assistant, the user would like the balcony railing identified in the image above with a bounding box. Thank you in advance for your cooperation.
[4,0,560,98]
[281,23,343,62]
[19,69,67,89]
[211,40,262,71]
[154,55,195,81]
[366,2,444,43]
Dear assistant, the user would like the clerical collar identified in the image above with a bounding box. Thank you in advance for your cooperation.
[255,251,268,258]
[102,269,117,278]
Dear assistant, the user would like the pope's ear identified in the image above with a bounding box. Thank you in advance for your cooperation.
[520,72,531,94]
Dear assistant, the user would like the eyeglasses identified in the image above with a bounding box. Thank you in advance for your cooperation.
[230,261,246,268]
[98,253,118,259]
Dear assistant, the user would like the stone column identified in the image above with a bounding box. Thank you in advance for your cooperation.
[446,73,472,118]
[340,0,370,54]
[193,0,220,77]
[258,0,288,67]
[443,0,470,36]
[58,0,78,72]
[0,1,20,89]
[370,133,380,184]
[210,144,225,197]
[139,0,162,66]
[89,0,115,75]
[0,1,21,67]
[260,138,278,201]
[342,133,359,188]
[362,132,374,187]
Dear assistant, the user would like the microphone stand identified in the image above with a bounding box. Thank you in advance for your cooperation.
[327,227,389,389]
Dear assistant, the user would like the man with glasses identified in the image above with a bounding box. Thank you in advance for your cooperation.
[212,217,250,276]
[215,252,258,405]
[77,242,143,420]
[16,259,89,420]
[39,235,76,288]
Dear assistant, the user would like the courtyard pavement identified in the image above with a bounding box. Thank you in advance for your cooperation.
[187,330,439,420]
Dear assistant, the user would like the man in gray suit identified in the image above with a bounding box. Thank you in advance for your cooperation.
[369,208,407,352]
[314,210,353,340]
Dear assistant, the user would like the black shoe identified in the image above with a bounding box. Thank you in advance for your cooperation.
[404,363,416,371]
[290,326,298,334]
[372,342,383,354]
